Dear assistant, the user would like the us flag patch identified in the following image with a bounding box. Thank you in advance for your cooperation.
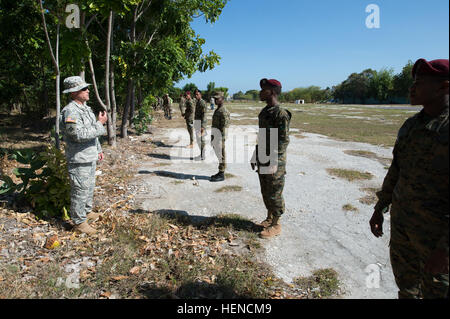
[65,117,76,123]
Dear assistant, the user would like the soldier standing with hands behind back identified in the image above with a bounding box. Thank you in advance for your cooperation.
[370,58,449,299]
[194,89,208,160]
[60,76,107,235]
[183,91,195,149]
[251,79,291,239]
[210,91,230,182]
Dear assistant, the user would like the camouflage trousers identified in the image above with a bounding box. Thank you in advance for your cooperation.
[212,138,226,173]
[390,204,449,299]
[257,165,286,218]
[67,161,97,225]
[164,105,172,119]
[185,119,194,144]
[195,126,206,154]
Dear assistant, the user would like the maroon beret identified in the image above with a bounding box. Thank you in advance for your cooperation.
[185,91,191,95]
[412,58,449,78]
[260,78,282,89]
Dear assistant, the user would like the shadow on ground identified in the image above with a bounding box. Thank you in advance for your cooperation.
[138,170,211,181]
[138,280,247,299]
[130,208,262,233]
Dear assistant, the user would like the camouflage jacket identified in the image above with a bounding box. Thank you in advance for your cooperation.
[60,101,106,164]
[184,99,194,121]
[179,97,186,113]
[194,98,207,128]
[212,105,231,139]
[255,104,291,167]
[375,105,449,251]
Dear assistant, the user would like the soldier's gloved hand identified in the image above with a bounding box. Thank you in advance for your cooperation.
[369,210,384,238]
[98,111,108,124]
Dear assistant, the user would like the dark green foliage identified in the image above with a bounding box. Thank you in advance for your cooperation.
[133,95,155,135]
[0,146,71,219]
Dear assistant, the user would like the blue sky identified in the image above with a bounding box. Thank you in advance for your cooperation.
[176,0,449,95]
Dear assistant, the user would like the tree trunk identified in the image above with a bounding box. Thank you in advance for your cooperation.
[129,84,135,126]
[104,10,116,147]
[121,79,133,138]
[55,23,61,150]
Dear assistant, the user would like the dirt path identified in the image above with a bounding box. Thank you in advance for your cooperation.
[132,113,398,299]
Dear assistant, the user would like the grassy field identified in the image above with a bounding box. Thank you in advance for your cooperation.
[224,102,419,147]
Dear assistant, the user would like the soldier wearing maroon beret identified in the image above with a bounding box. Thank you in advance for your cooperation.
[370,58,449,298]
[251,78,291,239]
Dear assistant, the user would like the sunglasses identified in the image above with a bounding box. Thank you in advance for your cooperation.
[80,87,89,91]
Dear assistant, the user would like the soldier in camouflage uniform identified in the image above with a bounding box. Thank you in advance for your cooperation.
[183,91,195,148]
[163,94,173,120]
[179,93,186,116]
[210,91,231,182]
[370,58,449,299]
[60,76,107,235]
[194,89,208,160]
[251,79,291,239]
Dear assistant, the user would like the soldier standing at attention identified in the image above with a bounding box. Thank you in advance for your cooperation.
[179,93,186,117]
[194,89,208,160]
[210,91,230,182]
[183,91,195,149]
[60,76,107,235]
[370,58,449,299]
[251,79,291,239]
[163,93,173,120]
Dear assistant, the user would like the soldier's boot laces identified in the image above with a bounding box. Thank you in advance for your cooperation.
[258,211,273,228]
[87,212,101,222]
[74,221,97,235]
[259,216,281,239]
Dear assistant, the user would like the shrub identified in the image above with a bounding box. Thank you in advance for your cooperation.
[133,95,155,135]
[0,145,70,219]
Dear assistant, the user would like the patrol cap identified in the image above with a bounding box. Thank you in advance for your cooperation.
[213,91,224,99]
[412,59,449,78]
[260,78,282,89]
[63,76,91,94]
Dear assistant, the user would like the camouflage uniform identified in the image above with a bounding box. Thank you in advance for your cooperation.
[184,98,195,145]
[194,98,208,154]
[255,104,291,218]
[375,105,449,298]
[211,103,231,173]
[179,96,186,116]
[60,100,106,225]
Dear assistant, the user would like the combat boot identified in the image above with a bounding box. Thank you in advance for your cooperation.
[258,211,273,228]
[259,216,281,239]
[87,212,101,222]
[210,172,225,182]
[74,221,97,235]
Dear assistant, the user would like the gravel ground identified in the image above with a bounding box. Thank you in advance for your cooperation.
[135,123,398,299]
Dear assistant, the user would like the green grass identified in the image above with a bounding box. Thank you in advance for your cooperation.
[226,103,416,147]
[359,188,379,205]
[293,268,341,299]
[342,204,358,212]
[327,168,373,181]
[214,185,243,193]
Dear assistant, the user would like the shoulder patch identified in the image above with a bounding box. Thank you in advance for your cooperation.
[65,117,76,124]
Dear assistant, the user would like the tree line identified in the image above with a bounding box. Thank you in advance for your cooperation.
[230,61,414,104]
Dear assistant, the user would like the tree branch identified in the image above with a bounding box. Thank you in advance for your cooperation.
[38,0,59,73]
